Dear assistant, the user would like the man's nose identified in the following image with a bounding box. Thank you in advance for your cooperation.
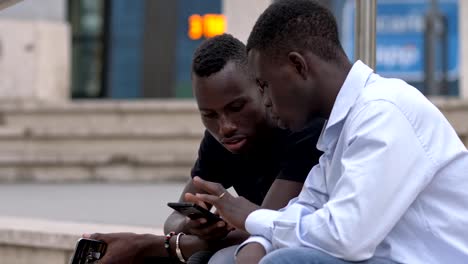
[219,116,237,137]
[262,93,272,107]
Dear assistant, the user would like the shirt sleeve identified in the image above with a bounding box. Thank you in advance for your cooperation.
[245,101,437,261]
[276,118,324,183]
[234,236,274,257]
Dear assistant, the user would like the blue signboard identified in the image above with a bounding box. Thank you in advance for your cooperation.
[342,0,459,82]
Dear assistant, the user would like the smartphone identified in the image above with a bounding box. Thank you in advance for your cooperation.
[69,238,107,264]
[167,202,224,224]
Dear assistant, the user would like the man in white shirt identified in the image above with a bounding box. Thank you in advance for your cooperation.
[187,0,468,263]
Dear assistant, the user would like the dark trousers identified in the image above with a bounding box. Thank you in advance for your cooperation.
[142,251,213,264]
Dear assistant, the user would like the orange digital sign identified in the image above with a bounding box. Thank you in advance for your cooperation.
[188,14,203,40]
[188,14,226,40]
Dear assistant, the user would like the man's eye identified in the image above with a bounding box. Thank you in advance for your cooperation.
[230,103,245,112]
[202,112,217,119]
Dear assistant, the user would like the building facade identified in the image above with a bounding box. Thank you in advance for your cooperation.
[2,0,463,100]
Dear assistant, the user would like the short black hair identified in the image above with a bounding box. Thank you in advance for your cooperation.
[192,33,247,78]
[247,0,344,62]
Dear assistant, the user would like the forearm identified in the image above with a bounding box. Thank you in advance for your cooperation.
[235,243,266,264]
[162,224,249,258]
[137,233,210,259]
[157,233,245,260]
[218,229,250,247]
[261,179,303,210]
[180,229,249,254]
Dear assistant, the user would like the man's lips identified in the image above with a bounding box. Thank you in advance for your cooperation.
[222,136,247,152]
[221,136,246,144]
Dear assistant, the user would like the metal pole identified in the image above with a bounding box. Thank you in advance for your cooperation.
[355,0,377,69]
[424,0,448,95]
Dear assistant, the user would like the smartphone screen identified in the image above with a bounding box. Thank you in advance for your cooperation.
[69,238,107,264]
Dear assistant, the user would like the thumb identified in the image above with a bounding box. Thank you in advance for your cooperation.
[85,233,105,242]
[195,193,220,207]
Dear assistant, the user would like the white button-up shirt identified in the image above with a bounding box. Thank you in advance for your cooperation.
[241,61,468,263]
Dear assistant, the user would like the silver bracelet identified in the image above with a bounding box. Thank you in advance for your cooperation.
[176,232,186,263]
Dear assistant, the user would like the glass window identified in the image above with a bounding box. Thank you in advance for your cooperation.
[68,0,106,98]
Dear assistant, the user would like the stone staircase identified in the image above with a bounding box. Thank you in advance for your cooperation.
[0,100,204,183]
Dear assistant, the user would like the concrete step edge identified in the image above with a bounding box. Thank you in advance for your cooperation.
[0,216,162,251]
[0,126,204,139]
[0,100,199,114]
[0,154,195,166]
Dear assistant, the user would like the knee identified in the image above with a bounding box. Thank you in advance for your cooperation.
[187,251,213,264]
[259,247,337,264]
[259,248,299,264]
[207,245,237,264]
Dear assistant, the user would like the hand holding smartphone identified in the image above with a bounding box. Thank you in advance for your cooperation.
[69,238,107,264]
[167,202,224,224]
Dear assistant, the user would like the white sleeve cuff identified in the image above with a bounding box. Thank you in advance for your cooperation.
[245,209,280,239]
[234,236,273,257]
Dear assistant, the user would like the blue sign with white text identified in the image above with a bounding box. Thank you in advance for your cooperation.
[342,0,459,82]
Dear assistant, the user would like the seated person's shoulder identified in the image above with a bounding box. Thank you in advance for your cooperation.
[276,118,325,182]
[287,118,325,146]
[281,117,325,155]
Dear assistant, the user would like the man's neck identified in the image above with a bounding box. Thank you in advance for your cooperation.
[320,61,353,119]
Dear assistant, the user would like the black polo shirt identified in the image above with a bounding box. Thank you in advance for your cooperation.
[191,118,325,206]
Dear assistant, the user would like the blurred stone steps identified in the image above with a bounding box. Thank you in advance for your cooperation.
[0,100,204,131]
[430,97,468,146]
[0,126,202,156]
[0,153,195,183]
[0,100,204,183]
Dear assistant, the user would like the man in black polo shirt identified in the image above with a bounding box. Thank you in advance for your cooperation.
[86,34,323,264]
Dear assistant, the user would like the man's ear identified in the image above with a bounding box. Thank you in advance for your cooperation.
[288,52,308,80]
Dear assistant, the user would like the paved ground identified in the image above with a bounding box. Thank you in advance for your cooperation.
[0,183,187,228]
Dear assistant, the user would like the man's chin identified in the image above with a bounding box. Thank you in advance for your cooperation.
[276,119,289,130]
[228,147,249,155]
[224,138,251,154]
[285,120,308,132]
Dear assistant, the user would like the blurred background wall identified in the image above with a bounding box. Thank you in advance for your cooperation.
[0,0,465,100]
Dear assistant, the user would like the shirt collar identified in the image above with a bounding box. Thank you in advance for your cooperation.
[325,60,374,131]
[317,61,373,151]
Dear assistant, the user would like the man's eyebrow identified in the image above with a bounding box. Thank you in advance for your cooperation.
[198,107,213,112]
[198,96,247,112]
[225,97,247,107]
